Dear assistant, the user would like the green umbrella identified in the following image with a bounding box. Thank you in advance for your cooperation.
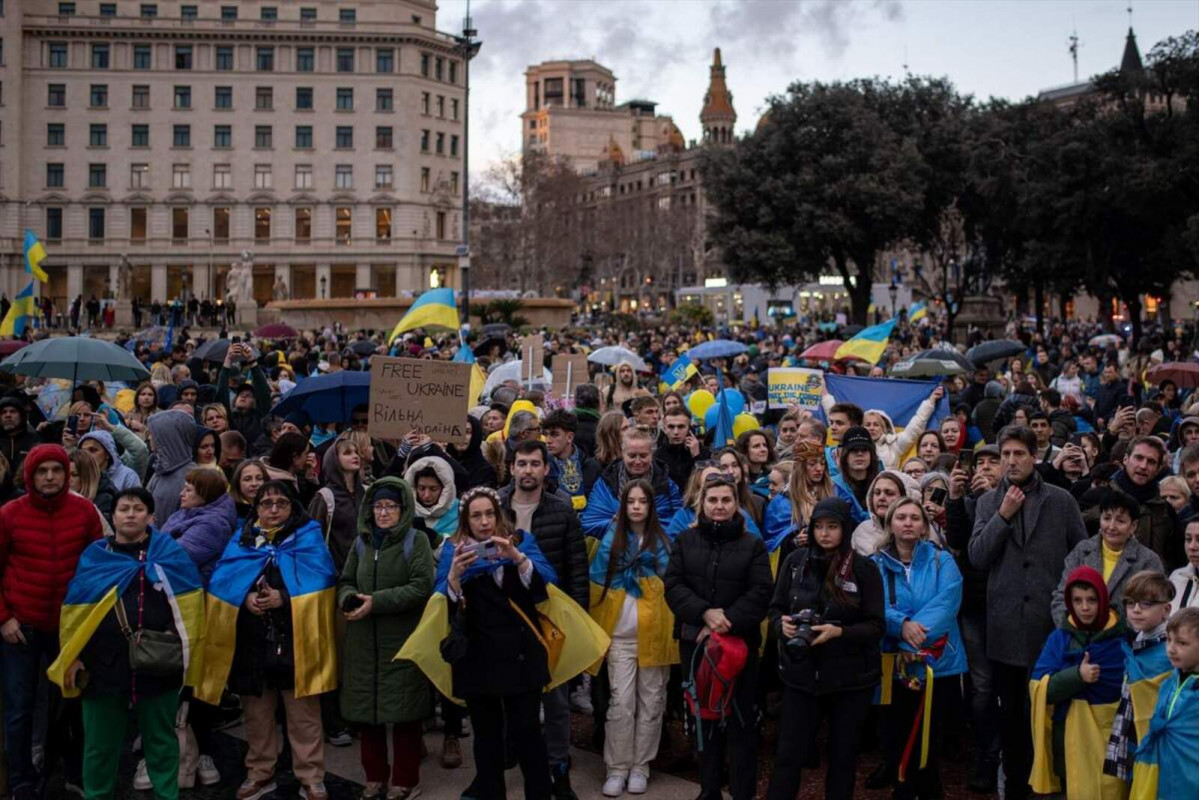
[0,337,151,384]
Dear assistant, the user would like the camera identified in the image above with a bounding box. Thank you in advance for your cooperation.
[784,609,824,655]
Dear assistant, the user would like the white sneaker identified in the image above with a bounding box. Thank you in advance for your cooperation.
[602,774,626,797]
[197,754,221,786]
[627,769,648,794]
[132,759,152,791]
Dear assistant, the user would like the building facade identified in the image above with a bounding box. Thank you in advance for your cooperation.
[0,0,466,311]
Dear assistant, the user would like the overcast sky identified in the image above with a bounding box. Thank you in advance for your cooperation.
[434,0,1199,176]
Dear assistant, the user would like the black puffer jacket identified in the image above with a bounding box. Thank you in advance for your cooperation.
[664,516,773,650]
[446,415,497,491]
[499,486,589,610]
[655,440,707,493]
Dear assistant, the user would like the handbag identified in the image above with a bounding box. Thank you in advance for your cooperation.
[112,592,184,676]
[509,600,566,673]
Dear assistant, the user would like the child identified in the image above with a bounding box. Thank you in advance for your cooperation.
[1030,565,1127,799]
[1104,570,1175,783]
[1130,607,1199,799]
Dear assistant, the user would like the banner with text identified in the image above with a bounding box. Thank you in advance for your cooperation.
[369,357,472,445]
[767,367,826,411]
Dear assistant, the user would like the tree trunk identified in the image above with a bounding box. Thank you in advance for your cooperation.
[1059,293,1070,321]
[1126,293,1144,345]
[1033,280,1045,335]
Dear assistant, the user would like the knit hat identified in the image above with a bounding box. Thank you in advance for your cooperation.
[372,485,404,505]
[841,426,874,452]
[809,496,851,528]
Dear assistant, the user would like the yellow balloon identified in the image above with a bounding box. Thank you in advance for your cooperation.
[732,413,760,439]
[688,389,716,419]
[113,388,135,414]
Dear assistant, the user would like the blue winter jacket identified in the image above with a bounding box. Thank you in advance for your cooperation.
[581,465,682,539]
[872,540,968,677]
[161,492,239,584]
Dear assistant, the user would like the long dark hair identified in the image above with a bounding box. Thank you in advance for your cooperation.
[599,479,670,603]
[838,445,880,506]
[735,429,777,478]
[715,447,756,511]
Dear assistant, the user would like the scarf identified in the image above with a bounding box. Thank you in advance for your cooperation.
[1112,469,1160,505]
[551,448,585,498]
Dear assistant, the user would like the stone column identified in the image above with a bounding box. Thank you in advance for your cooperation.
[66,263,84,303]
[151,264,168,303]
[193,263,212,302]
[315,263,332,300]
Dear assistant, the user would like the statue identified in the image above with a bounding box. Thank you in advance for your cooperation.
[227,251,254,305]
[116,255,132,300]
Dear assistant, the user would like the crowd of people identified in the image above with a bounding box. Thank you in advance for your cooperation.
[0,314,1196,800]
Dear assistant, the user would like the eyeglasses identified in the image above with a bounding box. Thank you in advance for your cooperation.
[373,502,400,513]
[257,498,291,510]
[703,472,736,484]
[695,459,718,469]
[1121,599,1167,611]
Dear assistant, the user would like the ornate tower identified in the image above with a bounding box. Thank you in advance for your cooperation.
[700,48,737,146]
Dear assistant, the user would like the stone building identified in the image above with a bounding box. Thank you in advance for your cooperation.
[0,0,466,310]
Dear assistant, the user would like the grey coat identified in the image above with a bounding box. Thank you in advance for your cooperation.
[1050,534,1164,627]
[968,474,1088,668]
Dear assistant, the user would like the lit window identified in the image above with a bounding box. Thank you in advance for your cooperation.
[336,207,352,242]
[376,207,392,240]
[295,207,312,240]
[255,207,271,241]
[213,206,231,238]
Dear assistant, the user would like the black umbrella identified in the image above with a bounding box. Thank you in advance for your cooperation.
[888,355,967,379]
[473,336,508,358]
[840,324,864,338]
[193,338,260,364]
[912,348,974,372]
[348,340,380,357]
[966,339,1026,367]
[481,323,512,338]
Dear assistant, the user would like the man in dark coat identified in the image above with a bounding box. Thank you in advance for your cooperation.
[655,407,707,491]
[0,395,43,477]
[571,384,601,458]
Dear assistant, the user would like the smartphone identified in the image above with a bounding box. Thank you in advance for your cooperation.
[930,487,948,505]
[465,540,500,561]
[342,594,364,613]
[231,336,242,345]
[65,415,79,436]
[956,450,974,472]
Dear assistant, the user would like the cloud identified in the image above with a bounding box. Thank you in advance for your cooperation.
[707,0,904,58]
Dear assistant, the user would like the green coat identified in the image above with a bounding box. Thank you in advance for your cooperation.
[338,476,434,725]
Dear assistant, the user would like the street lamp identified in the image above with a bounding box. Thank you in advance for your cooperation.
[888,280,898,318]
[319,274,327,299]
[455,2,481,326]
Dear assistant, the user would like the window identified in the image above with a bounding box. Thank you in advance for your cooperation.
[89,124,107,147]
[172,207,188,241]
[294,126,313,148]
[451,135,459,157]
[450,171,459,193]
[296,87,313,110]
[46,163,64,187]
[436,96,445,118]
[130,207,147,240]
[132,85,150,108]
[49,43,67,68]
[260,6,277,21]
[254,164,272,189]
[421,92,429,115]
[215,47,233,70]
[435,132,444,155]
[92,44,110,69]
[49,84,66,106]
[213,206,230,239]
[180,5,197,19]
[334,164,353,189]
[420,130,430,153]
[295,208,312,241]
[336,48,354,73]
[133,45,151,69]
[131,124,149,146]
[435,57,443,81]
[376,48,394,73]
[375,165,393,189]
[140,3,157,17]
[300,7,316,21]
[256,47,274,71]
[172,163,190,188]
[296,47,314,71]
[375,127,393,149]
[130,163,149,188]
[255,208,271,241]
[255,126,272,149]
[173,125,190,147]
[335,127,353,149]
[46,208,63,241]
[420,53,430,77]
[336,88,353,110]
[452,99,460,120]
[214,86,232,109]
[47,123,65,146]
[449,61,458,84]
[436,211,446,240]
[294,165,312,189]
[89,163,107,188]
[89,208,106,240]
[220,6,237,20]
[336,207,352,242]
[58,3,76,15]
[420,167,430,192]
[544,77,564,106]
[376,88,393,111]
[376,208,392,240]
[213,165,231,189]
[173,46,193,70]
[339,8,356,22]
[100,4,116,16]
[255,87,273,110]
[173,85,191,109]
[213,125,231,148]
[90,84,108,107]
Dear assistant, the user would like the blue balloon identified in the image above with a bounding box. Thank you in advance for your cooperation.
[719,388,746,415]
[704,404,721,431]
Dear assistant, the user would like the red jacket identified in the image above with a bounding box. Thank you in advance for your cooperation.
[0,444,103,632]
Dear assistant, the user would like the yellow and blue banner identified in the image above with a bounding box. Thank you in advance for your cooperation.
[195,520,337,704]
[452,336,487,406]
[24,230,49,283]
[391,288,460,341]
[0,280,37,338]
[48,531,206,698]
[822,373,950,430]
[835,318,896,365]
[663,352,697,391]
[1131,670,1199,800]
[908,302,928,323]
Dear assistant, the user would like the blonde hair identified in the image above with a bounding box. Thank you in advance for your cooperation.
[1161,475,1191,500]
[595,411,627,465]
[70,449,101,501]
[880,496,932,551]
[787,442,834,526]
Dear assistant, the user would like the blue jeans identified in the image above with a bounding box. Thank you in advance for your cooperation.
[3,625,82,792]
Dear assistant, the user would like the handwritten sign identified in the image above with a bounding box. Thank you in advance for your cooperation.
[369,357,471,445]
[767,367,825,410]
[520,334,545,386]
[551,354,590,399]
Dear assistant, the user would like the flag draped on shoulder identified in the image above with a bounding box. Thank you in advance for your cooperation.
[835,318,896,365]
[0,281,37,338]
[24,230,49,283]
[47,531,206,698]
[391,288,459,341]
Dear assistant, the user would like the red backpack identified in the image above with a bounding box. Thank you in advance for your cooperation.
[684,632,749,748]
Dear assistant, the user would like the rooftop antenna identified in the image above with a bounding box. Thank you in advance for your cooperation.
[1068,28,1081,83]
[1127,2,1134,29]
[902,45,909,76]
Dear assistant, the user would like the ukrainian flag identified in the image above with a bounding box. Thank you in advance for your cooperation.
[1131,669,1199,800]
[909,302,928,323]
[195,519,338,704]
[391,288,460,341]
[452,338,487,406]
[48,531,206,698]
[24,230,49,283]
[662,352,697,390]
[0,280,37,338]
[835,318,896,365]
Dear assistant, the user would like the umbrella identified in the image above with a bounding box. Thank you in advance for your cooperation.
[481,323,512,338]
[1147,362,1199,389]
[348,340,381,357]
[271,371,371,423]
[888,356,967,379]
[686,339,749,360]
[0,340,28,357]
[192,339,260,363]
[0,337,150,383]
[799,340,844,362]
[482,360,553,396]
[254,323,299,339]
[1089,334,1123,348]
[472,336,508,359]
[966,339,1026,367]
[912,348,974,372]
[587,346,648,372]
[840,324,864,338]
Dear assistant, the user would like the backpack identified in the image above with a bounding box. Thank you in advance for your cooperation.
[316,487,335,546]
[683,632,748,750]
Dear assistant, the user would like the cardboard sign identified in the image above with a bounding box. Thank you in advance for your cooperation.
[368,357,472,445]
[767,367,825,410]
[520,334,545,386]
[551,354,590,399]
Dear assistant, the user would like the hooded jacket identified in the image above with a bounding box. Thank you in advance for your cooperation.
[308,443,365,571]
[850,470,921,556]
[873,540,968,677]
[146,410,197,526]
[445,414,497,491]
[403,455,459,539]
[865,398,937,470]
[161,492,239,584]
[79,430,142,491]
[0,445,104,631]
[0,396,43,476]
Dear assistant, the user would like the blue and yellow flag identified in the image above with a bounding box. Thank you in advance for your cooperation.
[587,525,676,670]
[822,373,950,431]
[452,336,487,406]
[908,302,928,323]
[195,520,337,704]
[48,531,206,698]
[24,230,49,283]
[391,288,459,341]
[835,319,896,365]
[1131,670,1199,800]
[662,352,697,390]
[0,280,37,338]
